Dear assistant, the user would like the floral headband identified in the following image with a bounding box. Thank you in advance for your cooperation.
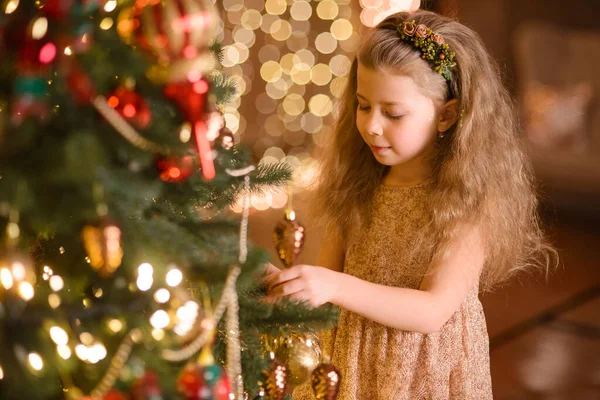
[397,20,456,81]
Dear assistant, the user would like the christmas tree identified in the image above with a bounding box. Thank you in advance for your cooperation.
[0,1,337,399]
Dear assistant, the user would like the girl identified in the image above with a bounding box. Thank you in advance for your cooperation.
[265,10,555,399]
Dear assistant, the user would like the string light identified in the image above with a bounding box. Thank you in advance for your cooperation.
[28,353,43,371]
[165,268,182,287]
[136,263,153,291]
[49,326,69,346]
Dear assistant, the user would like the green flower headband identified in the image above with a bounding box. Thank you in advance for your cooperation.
[397,20,456,81]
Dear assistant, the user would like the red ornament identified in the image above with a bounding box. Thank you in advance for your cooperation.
[65,60,96,103]
[107,85,152,129]
[163,79,214,180]
[155,154,196,183]
[41,0,75,20]
[177,362,231,400]
[103,390,128,400]
[131,370,163,400]
[439,53,445,59]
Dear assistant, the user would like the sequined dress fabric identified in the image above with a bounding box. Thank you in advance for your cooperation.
[293,184,493,399]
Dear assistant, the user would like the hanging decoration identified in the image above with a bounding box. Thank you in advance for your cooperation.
[125,0,219,181]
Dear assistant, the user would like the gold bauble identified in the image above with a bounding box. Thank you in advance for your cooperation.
[274,335,320,386]
[81,219,123,278]
[263,359,287,400]
[273,210,305,268]
[311,363,341,400]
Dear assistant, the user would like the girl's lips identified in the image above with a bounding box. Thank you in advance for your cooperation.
[370,145,391,154]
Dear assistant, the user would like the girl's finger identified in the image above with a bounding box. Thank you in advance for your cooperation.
[271,278,304,296]
[270,265,303,288]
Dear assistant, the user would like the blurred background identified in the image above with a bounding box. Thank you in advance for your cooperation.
[214,0,600,398]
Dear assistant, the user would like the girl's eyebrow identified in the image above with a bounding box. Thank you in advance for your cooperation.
[356,92,400,106]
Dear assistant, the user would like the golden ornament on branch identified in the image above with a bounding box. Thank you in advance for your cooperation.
[273,209,305,268]
[274,334,320,386]
[81,219,123,278]
[311,363,341,400]
[263,358,287,400]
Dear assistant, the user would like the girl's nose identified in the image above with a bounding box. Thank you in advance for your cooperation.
[366,114,383,136]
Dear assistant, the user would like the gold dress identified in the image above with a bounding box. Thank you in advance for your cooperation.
[293,184,493,399]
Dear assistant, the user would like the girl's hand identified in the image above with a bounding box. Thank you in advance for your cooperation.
[265,265,339,308]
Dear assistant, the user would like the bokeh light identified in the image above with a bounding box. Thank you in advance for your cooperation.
[219,0,358,194]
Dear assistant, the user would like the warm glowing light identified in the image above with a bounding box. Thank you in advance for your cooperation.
[154,288,170,303]
[80,332,94,345]
[57,345,71,360]
[75,344,88,361]
[309,94,333,117]
[137,263,153,291]
[151,328,165,341]
[100,17,114,30]
[64,46,72,56]
[11,262,25,281]
[19,281,34,301]
[49,275,64,291]
[4,0,19,14]
[0,364,3,379]
[108,319,123,333]
[48,293,61,309]
[174,301,199,336]
[165,268,182,287]
[31,17,48,40]
[1,268,13,289]
[150,310,170,329]
[49,326,68,346]
[28,353,43,371]
[290,1,312,21]
[316,0,339,20]
[104,0,117,12]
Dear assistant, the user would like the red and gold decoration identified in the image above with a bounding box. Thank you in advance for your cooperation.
[81,219,123,278]
[311,363,341,400]
[125,0,219,181]
[177,341,232,400]
[107,80,152,130]
[273,208,305,268]
[130,370,163,400]
[155,154,196,183]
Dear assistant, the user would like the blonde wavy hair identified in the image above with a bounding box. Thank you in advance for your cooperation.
[311,10,556,290]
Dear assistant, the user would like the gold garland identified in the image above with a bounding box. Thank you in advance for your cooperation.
[92,96,168,153]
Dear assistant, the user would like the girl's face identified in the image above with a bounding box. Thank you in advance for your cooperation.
[356,64,439,168]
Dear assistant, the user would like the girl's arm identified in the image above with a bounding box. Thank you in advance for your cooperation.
[268,225,484,334]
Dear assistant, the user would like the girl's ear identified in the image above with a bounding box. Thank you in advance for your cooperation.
[437,99,460,133]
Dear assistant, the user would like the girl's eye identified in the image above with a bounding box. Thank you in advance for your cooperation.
[357,105,370,111]
[387,113,404,120]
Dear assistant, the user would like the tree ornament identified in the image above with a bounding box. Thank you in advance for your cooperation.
[102,390,128,400]
[130,369,164,400]
[274,335,320,386]
[127,0,218,83]
[64,58,97,104]
[262,359,287,400]
[124,0,220,181]
[217,127,234,151]
[81,219,123,278]
[311,363,341,400]
[107,82,152,129]
[273,209,305,268]
[176,343,232,400]
[155,154,196,183]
